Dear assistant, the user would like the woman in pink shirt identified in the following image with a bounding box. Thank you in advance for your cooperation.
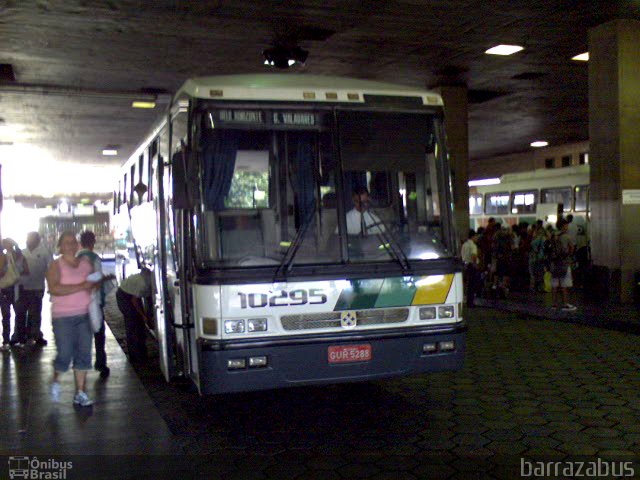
[46,231,97,407]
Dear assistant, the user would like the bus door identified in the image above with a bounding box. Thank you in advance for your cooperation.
[175,207,200,391]
[153,132,181,382]
[169,135,200,390]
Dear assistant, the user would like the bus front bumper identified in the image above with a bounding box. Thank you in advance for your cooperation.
[197,323,467,395]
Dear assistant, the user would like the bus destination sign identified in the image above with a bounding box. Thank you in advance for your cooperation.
[218,110,264,123]
[273,112,317,126]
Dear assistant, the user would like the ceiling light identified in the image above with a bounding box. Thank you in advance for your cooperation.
[468,178,501,187]
[530,141,549,148]
[485,44,524,56]
[102,149,118,156]
[262,45,309,69]
[572,52,589,61]
[131,101,156,109]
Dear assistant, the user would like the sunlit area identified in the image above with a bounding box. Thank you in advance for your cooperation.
[0,143,116,254]
[1,144,118,197]
[0,199,43,246]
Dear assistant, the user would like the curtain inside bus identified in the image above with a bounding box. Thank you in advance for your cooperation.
[201,130,240,211]
[288,131,316,227]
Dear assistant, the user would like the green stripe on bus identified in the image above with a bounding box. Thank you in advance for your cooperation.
[374,277,416,308]
[334,279,384,310]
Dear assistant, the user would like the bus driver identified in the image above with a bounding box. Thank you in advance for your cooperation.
[344,187,385,236]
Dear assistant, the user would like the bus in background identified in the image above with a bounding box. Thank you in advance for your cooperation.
[39,208,115,260]
[469,164,589,240]
[114,74,465,394]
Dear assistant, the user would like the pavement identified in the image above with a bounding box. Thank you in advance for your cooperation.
[475,288,640,334]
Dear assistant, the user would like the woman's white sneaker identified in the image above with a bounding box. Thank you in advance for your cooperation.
[73,391,93,407]
[50,382,61,402]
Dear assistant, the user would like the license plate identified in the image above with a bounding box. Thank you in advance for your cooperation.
[328,344,372,364]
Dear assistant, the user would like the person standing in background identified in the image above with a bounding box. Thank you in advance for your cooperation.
[15,232,52,347]
[461,229,480,307]
[0,239,28,350]
[77,231,111,378]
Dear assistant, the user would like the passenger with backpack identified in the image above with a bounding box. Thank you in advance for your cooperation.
[546,219,576,311]
[77,231,115,378]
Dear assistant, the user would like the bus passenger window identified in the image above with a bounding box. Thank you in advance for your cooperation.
[510,190,537,214]
[574,185,589,212]
[123,174,128,206]
[541,187,572,212]
[484,192,509,215]
[469,193,483,215]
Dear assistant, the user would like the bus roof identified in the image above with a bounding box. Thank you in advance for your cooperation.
[499,164,589,184]
[175,74,444,106]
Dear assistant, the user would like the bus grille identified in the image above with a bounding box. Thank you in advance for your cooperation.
[280,308,409,331]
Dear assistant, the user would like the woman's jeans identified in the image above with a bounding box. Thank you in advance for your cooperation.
[52,314,93,372]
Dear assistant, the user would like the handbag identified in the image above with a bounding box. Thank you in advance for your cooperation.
[0,253,20,289]
[87,271,104,333]
[89,290,103,333]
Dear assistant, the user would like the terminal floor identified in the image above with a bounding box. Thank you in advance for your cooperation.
[1,297,640,479]
[476,289,640,334]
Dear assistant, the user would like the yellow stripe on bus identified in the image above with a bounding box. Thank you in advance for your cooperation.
[412,274,454,305]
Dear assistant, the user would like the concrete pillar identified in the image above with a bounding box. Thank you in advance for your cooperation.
[588,19,640,303]
[435,85,470,243]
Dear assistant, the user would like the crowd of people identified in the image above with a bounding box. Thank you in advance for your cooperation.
[0,230,151,408]
[461,214,587,312]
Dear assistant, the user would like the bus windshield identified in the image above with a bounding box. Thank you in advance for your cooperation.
[197,108,452,269]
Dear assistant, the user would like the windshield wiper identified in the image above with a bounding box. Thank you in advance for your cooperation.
[365,207,413,275]
[273,206,317,282]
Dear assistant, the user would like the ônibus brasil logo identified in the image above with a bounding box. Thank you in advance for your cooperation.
[8,456,73,479]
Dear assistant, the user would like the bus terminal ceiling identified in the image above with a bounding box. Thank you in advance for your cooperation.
[0,0,639,185]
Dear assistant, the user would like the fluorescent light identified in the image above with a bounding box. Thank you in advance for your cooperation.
[572,52,589,61]
[102,149,118,156]
[530,141,548,148]
[468,178,501,187]
[485,44,524,56]
[131,101,156,109]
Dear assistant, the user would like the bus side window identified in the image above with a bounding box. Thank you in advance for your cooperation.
[485,192,509,215]
[510,190,537,215]
[574,185,589,212]
[469,192,483,215]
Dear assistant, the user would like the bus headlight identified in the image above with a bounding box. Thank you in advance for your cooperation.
[438,305,455,319]
[247,318,268,332]
[419,307,437,320]
[202,317,218,335]
[224,319,246,334]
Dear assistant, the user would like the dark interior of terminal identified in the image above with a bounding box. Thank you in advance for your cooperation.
[1,2,639,479]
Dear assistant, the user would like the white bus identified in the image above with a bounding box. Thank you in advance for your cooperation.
[114,74,465,394]
[469,164,590,237]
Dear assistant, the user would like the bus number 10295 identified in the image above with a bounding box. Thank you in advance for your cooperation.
[238,289,327,309]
